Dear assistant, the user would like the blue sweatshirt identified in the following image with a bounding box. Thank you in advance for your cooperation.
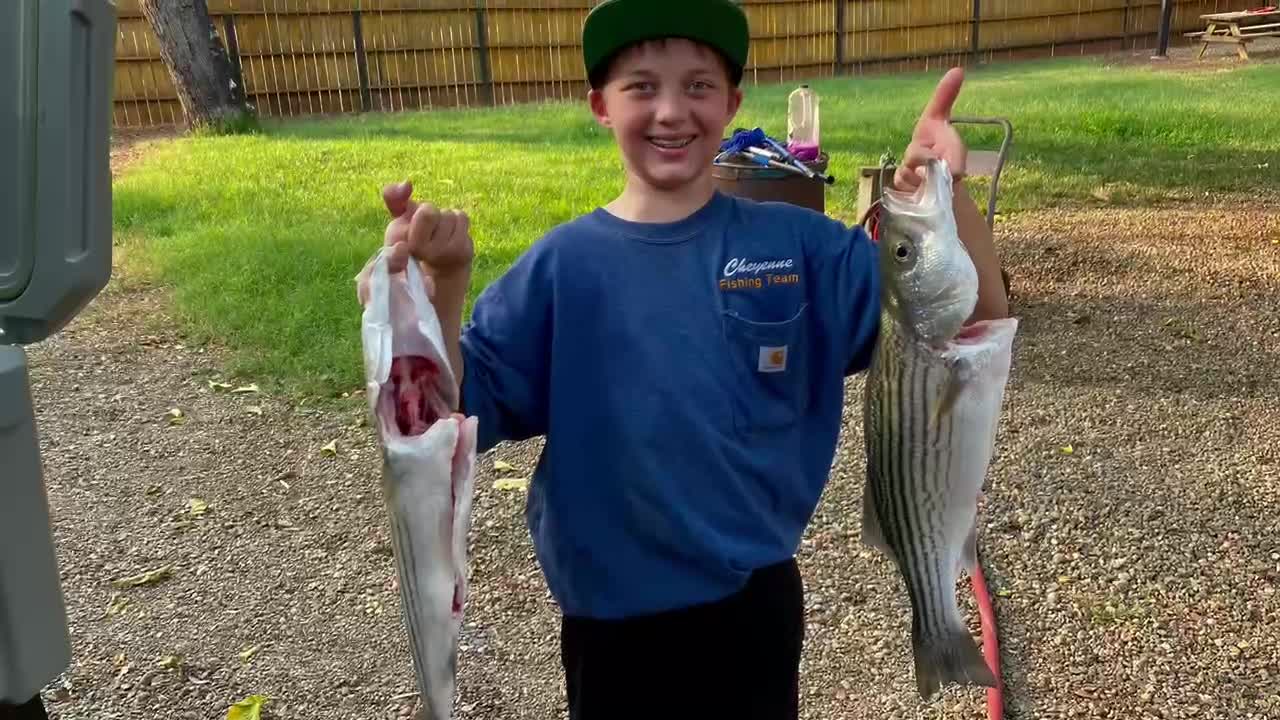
[459,190,881,620]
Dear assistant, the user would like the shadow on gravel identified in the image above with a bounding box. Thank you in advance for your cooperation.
[1005,293,1278,402]
[992,210,1279,404]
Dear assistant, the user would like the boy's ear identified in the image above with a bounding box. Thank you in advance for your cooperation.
[588,88,612,128]
[728,86,744,117]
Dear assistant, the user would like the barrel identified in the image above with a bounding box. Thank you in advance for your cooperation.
[711,153,829,214]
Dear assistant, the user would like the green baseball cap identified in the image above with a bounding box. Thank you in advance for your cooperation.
[582,0,750,85]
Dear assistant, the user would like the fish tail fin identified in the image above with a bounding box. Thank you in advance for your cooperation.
[911,621,997,699]
[417,692,452,720]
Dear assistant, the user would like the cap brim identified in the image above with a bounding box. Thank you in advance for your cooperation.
[582,0,750,82]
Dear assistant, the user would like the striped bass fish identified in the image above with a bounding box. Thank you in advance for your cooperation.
[357,248,478,720]
[861,156,1018,699]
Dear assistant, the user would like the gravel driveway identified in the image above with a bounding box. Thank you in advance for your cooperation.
[20,145,1280,718]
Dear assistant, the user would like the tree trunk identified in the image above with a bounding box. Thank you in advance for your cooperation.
[138,0,253,131]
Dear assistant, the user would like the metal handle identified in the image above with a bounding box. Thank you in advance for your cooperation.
[949,116,1014,230]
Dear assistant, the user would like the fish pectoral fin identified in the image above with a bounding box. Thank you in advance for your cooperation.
[930,374,966,432]
[931,350,983,431]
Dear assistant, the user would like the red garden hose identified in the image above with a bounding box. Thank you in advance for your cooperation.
[971,554,1005,720]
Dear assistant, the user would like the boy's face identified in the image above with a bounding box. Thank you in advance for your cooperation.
[588,38,743,193]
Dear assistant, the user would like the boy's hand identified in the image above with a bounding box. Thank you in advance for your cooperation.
[381,180,474,277]
[363,181,473,400]
[894,67,967,192]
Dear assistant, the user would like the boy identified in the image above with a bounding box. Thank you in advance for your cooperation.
[371,0,1008,716]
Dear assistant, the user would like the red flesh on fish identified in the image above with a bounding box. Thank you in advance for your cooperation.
[953,320,996,345]
[386,354,465,616]
[389,356,440,437]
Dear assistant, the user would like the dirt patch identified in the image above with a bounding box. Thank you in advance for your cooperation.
[21,192,1280,720]
[111,126,182,179]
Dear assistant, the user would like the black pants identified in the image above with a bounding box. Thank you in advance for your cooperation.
[0,695,48,720]
[560,557,805,720]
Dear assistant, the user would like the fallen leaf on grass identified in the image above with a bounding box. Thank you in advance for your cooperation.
[188,498,209,517]
[231,384,261,395]
[156,654,182,669]
[239,646,260,664]
[996,588,1013,598]
[166,408,186,426]
[493,460,516,472]
[246,405,263,416]
[493,477,529,491]
[111,566,173,589]
[208,380,233,391]
[1060,445,1074,455]
[226,694,269,720]
[321,440,338,457]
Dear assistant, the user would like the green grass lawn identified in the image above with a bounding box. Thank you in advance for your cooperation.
[111,55,1280,401]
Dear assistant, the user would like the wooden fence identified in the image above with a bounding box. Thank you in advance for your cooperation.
[111,0,1256,128]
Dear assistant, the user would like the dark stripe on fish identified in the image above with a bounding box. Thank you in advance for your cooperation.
[388,480,429,697]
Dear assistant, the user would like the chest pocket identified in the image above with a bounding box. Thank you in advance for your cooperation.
[721,302,811,434]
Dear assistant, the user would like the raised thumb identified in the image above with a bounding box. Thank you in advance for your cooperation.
[382,180,417,218]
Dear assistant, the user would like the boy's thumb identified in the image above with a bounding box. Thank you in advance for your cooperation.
[382,180,417,218]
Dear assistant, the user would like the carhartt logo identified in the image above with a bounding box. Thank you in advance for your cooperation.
[758,345,787,373]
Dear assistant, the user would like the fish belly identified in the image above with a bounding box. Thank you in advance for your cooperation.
[380,415,477,720]
[861,315,1017,699]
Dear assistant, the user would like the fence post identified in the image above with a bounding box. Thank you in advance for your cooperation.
[474,0,494,105]
[970,0,981,65]
[352,7,372,112]
[834,0,845,75]
[1155,0,1173,57]
[1122,0,1132,50]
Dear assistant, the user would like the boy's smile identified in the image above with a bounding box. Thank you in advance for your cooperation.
[589,38,743,205]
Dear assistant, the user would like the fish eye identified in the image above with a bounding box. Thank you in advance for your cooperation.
[893,242,913,262]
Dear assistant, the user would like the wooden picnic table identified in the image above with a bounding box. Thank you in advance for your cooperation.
[1186,7,1280,60]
